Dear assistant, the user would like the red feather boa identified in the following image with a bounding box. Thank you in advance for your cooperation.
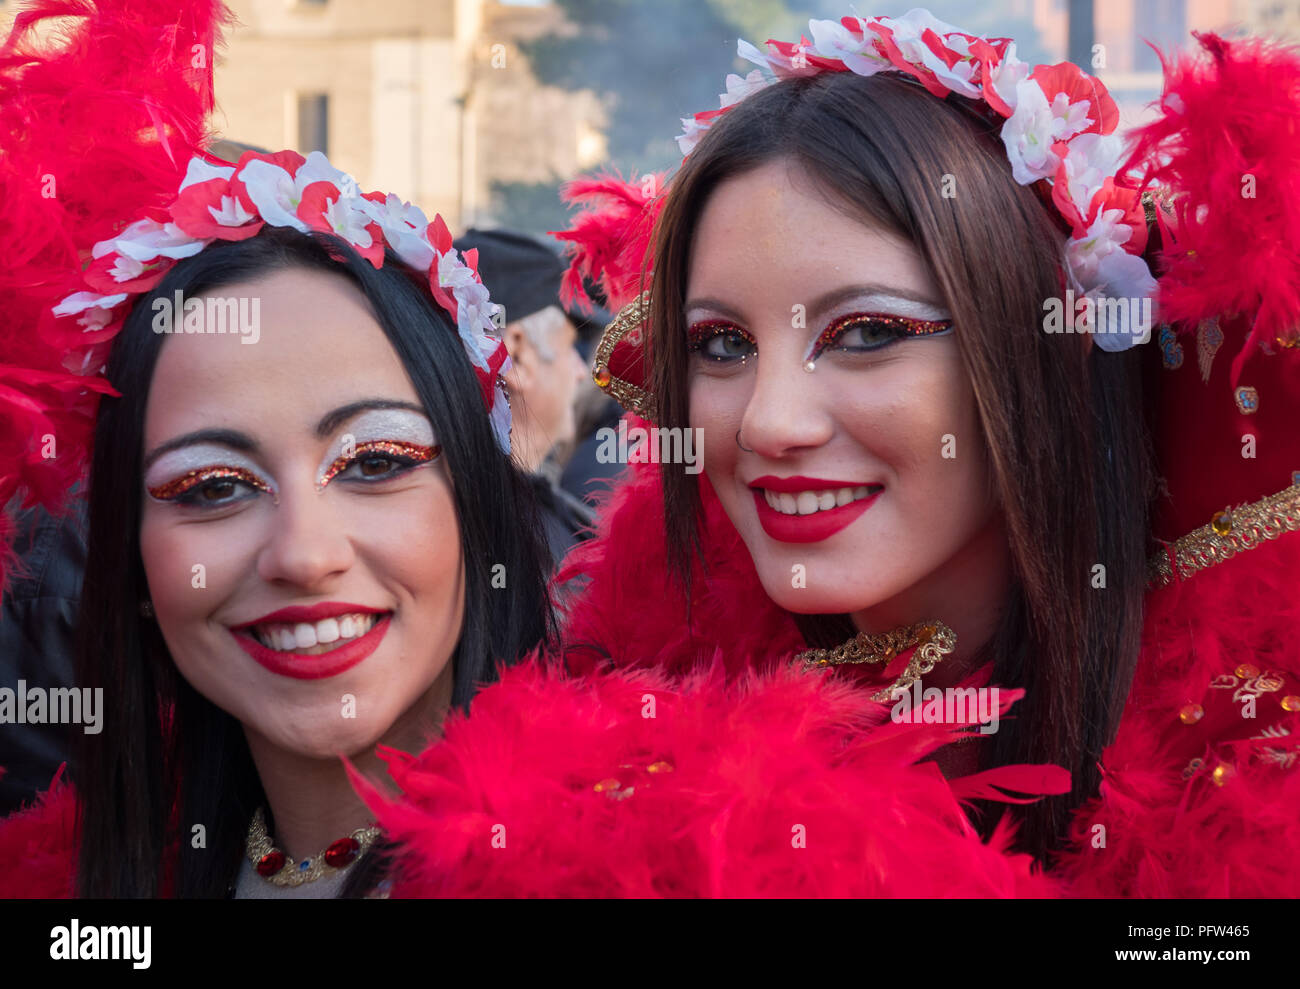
[352,662,1065,898]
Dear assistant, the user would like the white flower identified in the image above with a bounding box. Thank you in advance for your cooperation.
[677,116,710,156]
[357,194,434,269]
[1055,132,1126,220]
[872,8,981,97]
[1085,252,1159,351]
[720,69,772,109]
[178,157,235,191]
[809,18,890,76]
[1067,206,1137,285]
[319,195,376,248]
[236,159,309,232]
[93,218,205,263]
[53,290,128,332]
[1001,78,1067,183]
[1049,91,1093,140]
[984,42,1030,113]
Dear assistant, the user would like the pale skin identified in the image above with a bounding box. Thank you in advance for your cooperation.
[686,160,1012,764]
[139,267,464,865]
[503,306,588,474]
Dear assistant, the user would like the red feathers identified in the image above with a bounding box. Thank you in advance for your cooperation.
[355,661,1064,898]
[1055,534,1300,897]
[1127,32,1300,385]
[0,767,76,898]
[0,0,231,597]
[549,172,666,312]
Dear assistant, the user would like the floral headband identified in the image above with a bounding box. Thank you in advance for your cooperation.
[52,148,513,454]
[676,8,1157,350]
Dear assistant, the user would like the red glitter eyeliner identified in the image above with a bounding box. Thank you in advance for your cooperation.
[318,440,441,487]
[147,466,272,503]
[807,311,953,362]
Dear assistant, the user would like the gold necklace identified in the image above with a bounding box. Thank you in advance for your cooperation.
[794,620,957,702]
[245,806,383,887]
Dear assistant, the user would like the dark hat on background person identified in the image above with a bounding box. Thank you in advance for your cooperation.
[454,228,611,356]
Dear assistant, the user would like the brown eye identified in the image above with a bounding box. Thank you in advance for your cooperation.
[200,480,238,501]
[358,455,400,478]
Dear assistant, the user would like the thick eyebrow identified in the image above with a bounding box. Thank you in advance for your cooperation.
[684,283,944,321]
[142,399,428,471]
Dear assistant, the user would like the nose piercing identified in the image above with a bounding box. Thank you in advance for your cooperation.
[736,429,754,453]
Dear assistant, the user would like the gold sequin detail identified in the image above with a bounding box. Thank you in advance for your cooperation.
[1148,482,1300,587]
[1178,703,1204,725]
[795,620,957,703]
[593,291,655,418]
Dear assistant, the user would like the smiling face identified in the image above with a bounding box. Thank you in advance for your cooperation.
[139,266,464,761]
[685,159,1004,629]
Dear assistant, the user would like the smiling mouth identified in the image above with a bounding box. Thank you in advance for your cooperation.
[760,484,883,516]
[241,612,392,655]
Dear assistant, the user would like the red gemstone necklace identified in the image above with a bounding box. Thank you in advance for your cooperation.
[246,806,383,887]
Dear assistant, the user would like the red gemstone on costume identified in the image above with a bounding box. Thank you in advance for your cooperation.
[256,850,286,877]
[324,837,360,868]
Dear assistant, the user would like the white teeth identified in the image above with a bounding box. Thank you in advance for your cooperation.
[762,485,880,516]
[249,612,380,652]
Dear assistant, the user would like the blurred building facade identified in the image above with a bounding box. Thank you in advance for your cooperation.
[2,0,1296,225]
[209,0,605,231]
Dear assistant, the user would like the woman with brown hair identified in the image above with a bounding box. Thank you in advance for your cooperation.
[361,10,1300,899]
[351,10,1164,895]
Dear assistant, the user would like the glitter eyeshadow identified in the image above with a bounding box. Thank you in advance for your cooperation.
[317,440,442,487]
[687,320,753,351]
[807,311,953,361]
[147,466,272,501]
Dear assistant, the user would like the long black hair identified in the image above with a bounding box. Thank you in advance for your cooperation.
[72,227,557,897]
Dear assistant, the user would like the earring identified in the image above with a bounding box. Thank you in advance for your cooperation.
[139,599,154,618]
[735,429,754,453]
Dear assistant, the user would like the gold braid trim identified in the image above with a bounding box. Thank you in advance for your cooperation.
[1148,482,1300,588]
[795,621,957,703]
[591,290,656,420]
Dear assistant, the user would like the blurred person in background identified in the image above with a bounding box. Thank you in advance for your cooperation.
[455,229,596,565]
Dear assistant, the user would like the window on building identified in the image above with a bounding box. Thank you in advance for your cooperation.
[297,93,328,155]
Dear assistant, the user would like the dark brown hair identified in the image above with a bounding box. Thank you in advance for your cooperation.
[649,71,1154,864]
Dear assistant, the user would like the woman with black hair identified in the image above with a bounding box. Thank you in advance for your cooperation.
[0,1,553,898]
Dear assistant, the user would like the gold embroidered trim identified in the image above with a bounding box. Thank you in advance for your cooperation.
[795,620,956,703]
[1148,482,1300,588]
[591,290,656,420]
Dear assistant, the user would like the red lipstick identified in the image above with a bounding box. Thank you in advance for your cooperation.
[231,614,392,680]
[749,476,883,544]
